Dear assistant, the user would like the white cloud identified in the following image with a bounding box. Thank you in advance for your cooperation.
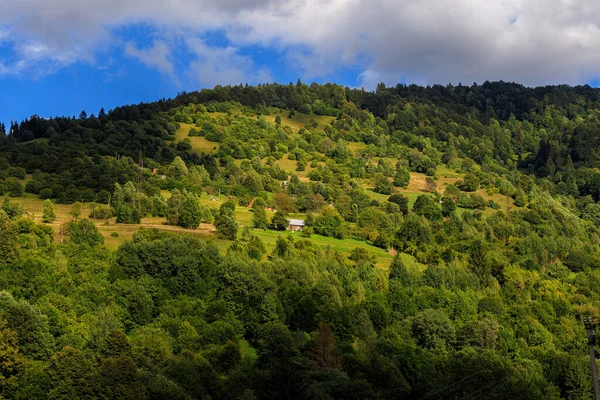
[125,40,175,77]
[2,0,600,87]
[186,38,272,86]
[0,41,78,77]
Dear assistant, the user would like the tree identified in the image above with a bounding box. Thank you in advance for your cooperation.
[412,195,442,220]
[393,168,411,187]
[457,173,480,192]
[166,190,185,226]
[388,256,412,285]
[48,346,97,399]
[252,200,268,229]
[314,209,345,239]
[514,188,527,207]
[0,212,18,263]
[166,156,189,180]
[2,198,23,220]
[411,309,456,350]
[308,323,342,370]
[69,203,82,220]
[42,200,56,223]
[5,180,22,198]
[271,211,288,231]
[38,188,53,200]
[441,197,456,217]
[179,197,202,229]
[273,192,295,213]
[63,219,104,246]
[219,200,236,218]
[0,318,24,397]
[388,194,409,215]
[96,356,145,400]
[425,177,437,192]
[0,295,55,361]
[216,217,238,240]
[373,173,393,195]
[216,202,238,240]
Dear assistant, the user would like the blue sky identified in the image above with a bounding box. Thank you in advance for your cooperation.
[2,0,600,124]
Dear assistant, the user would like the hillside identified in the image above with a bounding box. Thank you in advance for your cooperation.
[0,82,600,398]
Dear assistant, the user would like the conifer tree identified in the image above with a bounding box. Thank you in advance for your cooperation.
[42,200,56,223]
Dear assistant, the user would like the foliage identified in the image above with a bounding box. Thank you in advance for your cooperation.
[62,219,104,246]
[4,81,600,398]
[42,200,56,223]
[271,211,288,231]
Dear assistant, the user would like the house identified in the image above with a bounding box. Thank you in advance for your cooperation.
[287,219,305,231]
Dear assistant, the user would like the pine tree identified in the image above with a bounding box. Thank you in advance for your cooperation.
[388,256,412,285]
[42,200,56,223]
[69,203,82,220]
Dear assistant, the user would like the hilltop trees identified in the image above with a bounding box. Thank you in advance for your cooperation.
[6,81,600,398]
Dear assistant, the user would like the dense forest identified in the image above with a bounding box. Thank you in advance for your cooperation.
[2,81,600,398]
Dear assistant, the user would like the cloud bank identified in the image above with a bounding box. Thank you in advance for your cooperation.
[1,0,600,87]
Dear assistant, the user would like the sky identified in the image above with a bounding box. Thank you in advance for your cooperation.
[2,0,600,123]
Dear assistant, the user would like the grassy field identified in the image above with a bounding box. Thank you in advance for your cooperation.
[16,193,216,249]
[14,193,400,268]
[358,167,519,216]
[250,228,396,268]
[174,123,219,154]
[265,111,335,132]
[347,142,368,154]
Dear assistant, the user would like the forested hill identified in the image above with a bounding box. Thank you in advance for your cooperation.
[2,81,600,398]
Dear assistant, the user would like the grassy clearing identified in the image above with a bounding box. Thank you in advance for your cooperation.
[14,193,402,267]
[274,156,297,173]
[347,142,368,154]
[174,123,219,154]
[249,228,395,269]
[265,111,335,132]
[16,193,216,249]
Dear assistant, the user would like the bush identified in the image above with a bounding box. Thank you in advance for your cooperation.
[89,205,114,220]
[271,211,288,231]
[5,179,23,197]
[2,199,24,220]
[393,168,411,187]
[25,180,42,194]
[38,188,53,200]
[388,194,409,215]
[314,209,345,239]
[458,194,486,210]
[63,219,104,246]
[413,195,442,220]
[456,173,480,192]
